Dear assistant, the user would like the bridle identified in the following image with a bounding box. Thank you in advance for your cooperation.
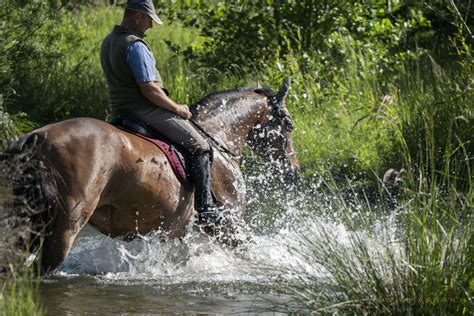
[266,95,297,160]
[190,81,296,161]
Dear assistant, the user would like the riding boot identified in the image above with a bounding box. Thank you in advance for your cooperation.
[189,151,219,224]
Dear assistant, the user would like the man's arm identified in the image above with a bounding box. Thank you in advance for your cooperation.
[138,81,192,120]
[127,41,192,120]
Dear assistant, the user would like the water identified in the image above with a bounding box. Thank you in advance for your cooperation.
[41,275,287,314]
[40,212,309,315]
[38,178,400,315]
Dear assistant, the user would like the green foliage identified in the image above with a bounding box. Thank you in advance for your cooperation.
[158,0,473,177]
[0,2,472,314]
[159,0,437,73]
[0,104,37,151]
[0,160,44,315]
[0,1,472,178]
[0,270,44,316]
[280,124,473,314]
[264,44,400,176]
[0,0,63,118]
[0,3,241,124]
[0,2,110,122]
[395,57,474,188]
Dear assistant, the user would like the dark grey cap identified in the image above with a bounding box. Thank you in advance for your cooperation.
[126,0,162,25]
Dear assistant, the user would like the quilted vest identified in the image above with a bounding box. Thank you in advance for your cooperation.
[100,25,163,116]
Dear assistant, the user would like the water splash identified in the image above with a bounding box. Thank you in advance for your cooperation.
[56,177,402,291]
[58,217,314,284]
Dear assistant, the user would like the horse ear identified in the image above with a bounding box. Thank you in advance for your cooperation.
[274,79,291,106]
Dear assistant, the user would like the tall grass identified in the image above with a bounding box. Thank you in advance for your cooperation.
[278,59,473,314]
[0,270,44,315]
[0,110,37,151]
[260,35,402,177]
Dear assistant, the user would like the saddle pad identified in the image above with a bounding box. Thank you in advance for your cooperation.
[131,132,193,190]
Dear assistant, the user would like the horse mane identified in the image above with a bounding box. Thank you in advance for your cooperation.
[193,87,275,109]
[189,86,276,126]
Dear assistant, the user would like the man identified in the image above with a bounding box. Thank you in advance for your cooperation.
[100,0,218,224]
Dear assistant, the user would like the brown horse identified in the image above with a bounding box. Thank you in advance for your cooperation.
[3,80,298,273]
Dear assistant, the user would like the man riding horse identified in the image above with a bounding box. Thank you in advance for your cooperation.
[100,0,218,225]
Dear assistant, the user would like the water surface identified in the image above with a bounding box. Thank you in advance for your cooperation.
[40,219,306,315]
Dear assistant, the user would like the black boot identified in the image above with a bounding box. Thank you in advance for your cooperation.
[189,151,219,224]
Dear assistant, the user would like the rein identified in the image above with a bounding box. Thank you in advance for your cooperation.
[189,119,240,159]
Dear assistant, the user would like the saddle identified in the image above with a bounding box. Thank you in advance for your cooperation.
[111,117,193,190]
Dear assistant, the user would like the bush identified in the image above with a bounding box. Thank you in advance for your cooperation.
[0,0,63,118]
[0,104,37,151]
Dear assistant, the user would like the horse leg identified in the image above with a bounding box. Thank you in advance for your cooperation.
[39,196,100,274]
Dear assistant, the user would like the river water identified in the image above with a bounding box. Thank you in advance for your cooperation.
[40,222,298,315]
[40,207,314,316]
[38,178,397,315]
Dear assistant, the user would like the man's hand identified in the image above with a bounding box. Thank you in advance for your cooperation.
[139,81,191,119]
[176,104,192,120]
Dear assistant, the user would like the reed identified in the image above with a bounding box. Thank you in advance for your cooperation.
[278,59,473,314]
[0,270,44,316]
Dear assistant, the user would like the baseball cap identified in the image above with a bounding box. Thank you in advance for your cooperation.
[126,0,162,25]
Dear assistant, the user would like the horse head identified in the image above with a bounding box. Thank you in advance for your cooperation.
[248,79,299,181]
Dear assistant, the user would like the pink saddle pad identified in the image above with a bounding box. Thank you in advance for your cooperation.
[132,132,193,190]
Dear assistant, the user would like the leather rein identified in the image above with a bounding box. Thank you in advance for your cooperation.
[189,119,240,159]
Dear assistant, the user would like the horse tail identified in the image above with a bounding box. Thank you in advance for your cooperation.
[1,132,65,258]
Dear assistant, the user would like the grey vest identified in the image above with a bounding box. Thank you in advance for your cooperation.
[100,25,163,117]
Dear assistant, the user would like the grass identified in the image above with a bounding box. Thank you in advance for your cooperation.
[0,271,44,316]
[276,164,472,314]
[275,61,473,313]
[258,37,403,177]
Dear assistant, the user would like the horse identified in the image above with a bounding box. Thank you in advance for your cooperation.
[1,80,299,273]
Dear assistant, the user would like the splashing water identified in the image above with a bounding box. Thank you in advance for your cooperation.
[42,175,403,314]
[57,211,319,283]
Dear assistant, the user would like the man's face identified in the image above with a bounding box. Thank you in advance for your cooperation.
[136,12,153,34]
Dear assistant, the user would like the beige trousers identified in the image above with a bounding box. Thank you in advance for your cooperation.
[130,106,210,155]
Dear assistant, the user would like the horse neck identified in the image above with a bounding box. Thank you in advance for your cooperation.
[193,92,269,156]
